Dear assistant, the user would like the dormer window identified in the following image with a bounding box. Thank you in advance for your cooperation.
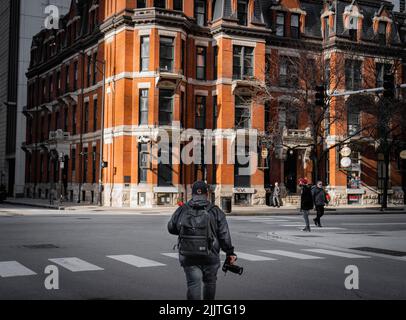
[237,0,249,26]
[276,12,285,37]
[378,21,387,45]
[290,14,300,38]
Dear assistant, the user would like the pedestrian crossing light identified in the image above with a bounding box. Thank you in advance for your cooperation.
[315,85,325,106]
[383,73,395,99]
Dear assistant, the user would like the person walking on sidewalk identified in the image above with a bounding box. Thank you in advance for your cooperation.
[168,181,237,300]
[299,178,313,232]
[272,182,281,208]
[312,181,328,227]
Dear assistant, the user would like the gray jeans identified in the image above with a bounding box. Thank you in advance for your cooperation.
[273,195,280,207]
[302,210,310,228]
[183,263,220,300]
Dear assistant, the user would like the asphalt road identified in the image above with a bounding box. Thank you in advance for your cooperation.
[0,205,405,300]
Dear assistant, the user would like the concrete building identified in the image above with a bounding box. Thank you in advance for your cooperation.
[0,0,70,198]
[24,0,406,208]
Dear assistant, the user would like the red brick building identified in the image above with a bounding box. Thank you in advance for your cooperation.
[24,0,406,207]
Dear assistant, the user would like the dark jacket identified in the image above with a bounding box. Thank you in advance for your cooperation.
[168,197,235,267]
[300,185,314,211]
[312,186,327,206]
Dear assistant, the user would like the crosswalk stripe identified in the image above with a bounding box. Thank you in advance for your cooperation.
[0,261,37,278]
[280,225,346,230]
[107,255,166,268]
[259,250,324,260]
[48,258,104,272]
[302,249,370,258]
[161,253,179,259]
[162,252,275,261]
[234,252,276,261]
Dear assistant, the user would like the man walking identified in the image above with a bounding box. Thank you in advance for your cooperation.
[168,181,237,300]
[272,182,281,208]
[299,178,313,232]
[312,181,328,227]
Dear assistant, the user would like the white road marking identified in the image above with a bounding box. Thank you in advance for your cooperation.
[302,249,370,259]
[280,225,346,230]
[161,253,179,259]
[234,252,277,261]
[341,223,406,226]
[107,255,166,268]
[259,250,324,260]
[0,261,37,278]
[48,258,104,272]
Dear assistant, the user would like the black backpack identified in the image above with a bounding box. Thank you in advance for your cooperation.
[178,204,215,257]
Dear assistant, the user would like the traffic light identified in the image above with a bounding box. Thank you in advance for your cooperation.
[315,85,325,106]
[383,73,395,99]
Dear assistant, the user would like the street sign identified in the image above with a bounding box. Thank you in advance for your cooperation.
[400,150,406,160]
[340,157,351,168]
[340,146,352,157]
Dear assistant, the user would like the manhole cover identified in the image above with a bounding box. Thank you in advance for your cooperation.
[22,244,59,249]
[350,247,406,256]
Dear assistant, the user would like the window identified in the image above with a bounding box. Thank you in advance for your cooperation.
[48,75,53,101]
[154,0,166,8]
[74,61,78,90]
[93,98,98,131]
[376,63,392,88]
[57,71,61,95]
[140,36,150,71]
[71,148,76,171]
[137,0,146,8]
[159,89,173,125]
[378,21,387,45]
[195,96,206,129]
[276,13,285,37]
[139,89,149,125]
[65,65,70,92]
[72,105,77,135]
[233,46,254,80]
[180,91,185,128]
[195,0,207,26]
[92,146,97,183]
[55,111,60,130]
[83,147,88,183]
[235,96,251,129]
[173,0,183,10]
[138,143,148,183]
[325,59,331,88]
[347,103,360,136]
[160,37,174,72]
[181,39,185,74]
[93,52,98,85]
[213,46,218,80]
[279,56,298,87]
[213,96,218,129]
[286,108,299,129]
[345,60,362,90]
[196,46,206,80]
[87,55,92,86]
[237,0,248,26]
[158,143,172,186]
[290,14,300,39]
[84,102,89,133]
[64,107,68,132]
[323,16,329,39]
[234,145,250,187]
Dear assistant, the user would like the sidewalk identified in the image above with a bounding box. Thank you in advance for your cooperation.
[3,197,405,215]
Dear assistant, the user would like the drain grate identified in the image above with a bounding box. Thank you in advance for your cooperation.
[22,244,59,249]
[350,247,406,256]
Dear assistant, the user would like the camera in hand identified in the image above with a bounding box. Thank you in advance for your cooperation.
[222,257,244,275]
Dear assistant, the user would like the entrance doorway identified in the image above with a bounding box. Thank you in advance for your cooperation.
[284,150,297,194]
